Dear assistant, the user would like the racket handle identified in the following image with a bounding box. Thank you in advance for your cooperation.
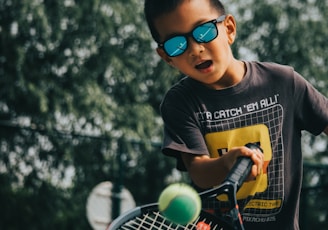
[225,143,263,188]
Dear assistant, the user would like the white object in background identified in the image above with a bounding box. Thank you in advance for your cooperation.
[86,181,136,230]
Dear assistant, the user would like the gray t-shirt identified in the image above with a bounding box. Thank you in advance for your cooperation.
[160,61,328,229]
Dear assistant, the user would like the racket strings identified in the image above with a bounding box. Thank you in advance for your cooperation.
[119,211,176,230]
[118,210,224,230]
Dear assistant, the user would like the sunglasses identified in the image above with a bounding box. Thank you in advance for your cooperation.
[158,15,226,57]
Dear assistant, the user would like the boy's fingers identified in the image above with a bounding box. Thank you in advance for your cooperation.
[247,148,264,175]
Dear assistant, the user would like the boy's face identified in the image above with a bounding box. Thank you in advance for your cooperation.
[154,0,238,89]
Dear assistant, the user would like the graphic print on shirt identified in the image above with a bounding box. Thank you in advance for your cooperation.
[197,97,284,219]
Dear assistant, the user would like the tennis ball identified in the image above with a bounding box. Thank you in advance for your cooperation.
[158,183,201,225]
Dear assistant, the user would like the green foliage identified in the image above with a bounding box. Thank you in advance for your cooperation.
[0,0,178,229]
[301,163,328,229]
[233,0,328,95]
[0,0,327,229]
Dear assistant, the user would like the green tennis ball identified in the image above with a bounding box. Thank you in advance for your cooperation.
[158,183,201,225]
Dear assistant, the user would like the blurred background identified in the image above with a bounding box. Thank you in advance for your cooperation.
[0,0,327,229]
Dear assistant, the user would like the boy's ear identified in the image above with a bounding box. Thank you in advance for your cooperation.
[156,47,174,66]
[224,14,237,45]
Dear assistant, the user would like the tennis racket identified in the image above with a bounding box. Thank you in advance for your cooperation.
[108,143,262,230]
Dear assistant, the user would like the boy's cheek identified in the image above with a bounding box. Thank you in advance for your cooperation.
[156,48,174,65]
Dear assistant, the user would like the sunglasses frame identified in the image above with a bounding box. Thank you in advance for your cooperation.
[158,15,226,57]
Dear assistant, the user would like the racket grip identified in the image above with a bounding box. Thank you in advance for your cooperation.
[225,143,263,188]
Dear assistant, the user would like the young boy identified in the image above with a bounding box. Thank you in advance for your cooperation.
[144,0,328,229]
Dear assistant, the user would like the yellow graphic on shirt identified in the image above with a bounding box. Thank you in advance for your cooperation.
[204,124,272,200]
[245,199,282,209]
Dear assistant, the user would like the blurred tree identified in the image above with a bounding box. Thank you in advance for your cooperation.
[0,0,327,229]
[232,0,328,96]
[301,163,328,229]
[0,0,178,229]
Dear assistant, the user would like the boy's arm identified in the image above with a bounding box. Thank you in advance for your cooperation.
[325,126,328,135]
[181,146,263,189]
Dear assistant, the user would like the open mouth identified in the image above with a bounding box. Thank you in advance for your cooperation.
[195,60,213,70]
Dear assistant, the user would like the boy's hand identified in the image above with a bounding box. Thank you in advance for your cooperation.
[181,145,264,189]
[224,146,264,181]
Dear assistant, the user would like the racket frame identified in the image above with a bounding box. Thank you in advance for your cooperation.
[108,143,262,230]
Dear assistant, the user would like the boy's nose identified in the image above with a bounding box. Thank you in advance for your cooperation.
[187,37,205,56]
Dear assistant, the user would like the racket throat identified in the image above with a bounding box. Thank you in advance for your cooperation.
[229,204,245,230]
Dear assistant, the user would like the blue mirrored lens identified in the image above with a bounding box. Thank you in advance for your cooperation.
[164,36,187,57]
[162,21,219,57]
[193,22,218,43]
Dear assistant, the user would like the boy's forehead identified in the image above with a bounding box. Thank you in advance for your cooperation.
[154,0,218,40]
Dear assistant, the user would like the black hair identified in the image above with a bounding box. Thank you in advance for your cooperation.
[144,0,226,43]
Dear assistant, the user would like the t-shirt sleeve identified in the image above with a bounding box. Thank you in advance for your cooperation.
[160,97,209,171]
[293,71,328,135]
